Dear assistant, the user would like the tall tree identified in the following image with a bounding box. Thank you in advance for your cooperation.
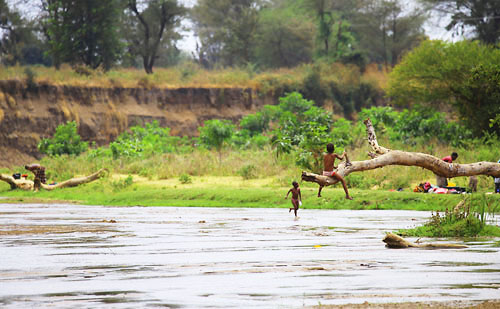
[419,0,500,44]
[254,0,314,68]
[41,0,123,70]
[125,0,185,74]
[354,0,427,66]
[191,0,261,67]
[0,0,44,65]
[302,0,360,60]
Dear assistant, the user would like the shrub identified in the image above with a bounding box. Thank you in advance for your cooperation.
[399,194,500,237]
[109,121,184,159]
[239,112,270,136]
[238,164,257,179]
[24,67,37,90]
[112,175,134,191]
[38,121,88,156]
[179,174,192,184]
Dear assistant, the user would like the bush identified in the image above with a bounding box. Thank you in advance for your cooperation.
[38,121,88,156]
[239,112,270,136]
[24,67,37,90]
[399,194,500,237]
[345,174,375,189]
[112,175,134,191]
[179,174,192,184]
[238,164,257,179]
[109,121,185,159]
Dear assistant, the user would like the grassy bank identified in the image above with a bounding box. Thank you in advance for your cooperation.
[0,174,471,210]
[0,63,386,91]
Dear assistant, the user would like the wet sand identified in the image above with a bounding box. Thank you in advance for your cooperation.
[0,203,499,308]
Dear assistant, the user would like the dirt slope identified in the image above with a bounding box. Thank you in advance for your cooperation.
[0,80,273,167]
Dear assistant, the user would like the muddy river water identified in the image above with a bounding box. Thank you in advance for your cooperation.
[0,203,499,308]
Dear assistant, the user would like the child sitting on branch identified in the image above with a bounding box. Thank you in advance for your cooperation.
[318,143,353,200]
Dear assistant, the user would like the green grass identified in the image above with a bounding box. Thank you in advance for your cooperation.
[0,178,468,210]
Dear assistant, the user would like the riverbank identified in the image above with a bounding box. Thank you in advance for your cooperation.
[0,175,472,210]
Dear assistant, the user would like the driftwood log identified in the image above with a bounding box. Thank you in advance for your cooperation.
[0,169,108,191]
[383,233,468,249]
[302,118,500,187]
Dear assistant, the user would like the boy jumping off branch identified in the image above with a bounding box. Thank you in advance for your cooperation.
[318,143,353,200]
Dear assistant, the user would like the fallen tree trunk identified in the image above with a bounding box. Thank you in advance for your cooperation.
[302,119,500,187]
[383,233,468,249]
[0,169,108,191]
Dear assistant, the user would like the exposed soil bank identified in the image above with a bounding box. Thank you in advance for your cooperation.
[0,80,273,167]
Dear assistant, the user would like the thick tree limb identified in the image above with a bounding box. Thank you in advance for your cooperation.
[0,169,108,191]
[302,118,500,187]
[383,233,467,249]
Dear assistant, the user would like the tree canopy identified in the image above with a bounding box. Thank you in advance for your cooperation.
[419,0,500,44]
[41,0,123,70]
[124,0,186,74]
[387,40,500,136]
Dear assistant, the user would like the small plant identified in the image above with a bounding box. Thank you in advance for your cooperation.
[24,67,37,90]
[179,174,192,184]
[137,76,153,89]
[72,64,93,76]
[111,175,133,191]
[238,164,257,180]
[179,62,199,81]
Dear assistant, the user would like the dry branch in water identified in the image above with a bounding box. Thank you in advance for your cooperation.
[0,169,108,191]
[302,118,500,187]
[383,233,468,249]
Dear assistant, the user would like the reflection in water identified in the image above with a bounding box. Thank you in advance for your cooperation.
[0,203,499,308]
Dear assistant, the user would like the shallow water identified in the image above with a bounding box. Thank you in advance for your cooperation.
[0,203,499,308]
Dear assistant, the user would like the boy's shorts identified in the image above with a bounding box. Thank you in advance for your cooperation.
[322,171,335,177]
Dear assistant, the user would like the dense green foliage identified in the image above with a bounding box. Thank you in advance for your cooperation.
[359,106,473,147]
[191,0,261,67]
[37,92,495,184]
[387,40,500,137]
[38,121,88,156]
[43,0,123,70]
[107,121,188,159]
[254,2,314,68]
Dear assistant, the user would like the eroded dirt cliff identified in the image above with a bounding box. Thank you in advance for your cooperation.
[0,80,273,167]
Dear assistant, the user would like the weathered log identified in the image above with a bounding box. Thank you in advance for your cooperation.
[302,118,500,187]
[0,169,108,191]
[383,233,468,249]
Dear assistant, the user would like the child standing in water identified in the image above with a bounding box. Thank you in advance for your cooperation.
[318,143,353,200]
[285,181,302,217]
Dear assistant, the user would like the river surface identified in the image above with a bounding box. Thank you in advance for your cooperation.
[0,203,499,308]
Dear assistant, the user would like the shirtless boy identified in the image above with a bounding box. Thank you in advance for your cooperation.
[285,181,302,217]
[318,143,353,200]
